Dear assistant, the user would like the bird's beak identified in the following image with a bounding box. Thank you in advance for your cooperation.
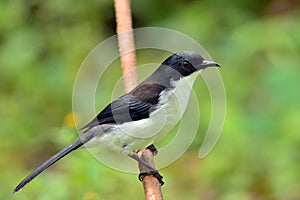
[197,60,221,70]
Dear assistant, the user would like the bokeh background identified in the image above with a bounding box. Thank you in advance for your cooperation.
[1,0,300,199]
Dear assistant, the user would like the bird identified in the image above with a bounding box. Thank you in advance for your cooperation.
[13,51,220,193]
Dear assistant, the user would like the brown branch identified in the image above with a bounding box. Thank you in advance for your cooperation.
[114,0,138,92]
[114,1,163,199]
[138,150,163,200]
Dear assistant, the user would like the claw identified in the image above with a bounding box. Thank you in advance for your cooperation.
[138,170,164,186]
[146,144,158,156]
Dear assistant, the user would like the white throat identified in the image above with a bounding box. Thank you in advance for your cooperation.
[159,70,201,115]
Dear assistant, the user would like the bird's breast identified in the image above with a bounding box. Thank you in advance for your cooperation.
[155,71,200,119]
[149,72,200,139]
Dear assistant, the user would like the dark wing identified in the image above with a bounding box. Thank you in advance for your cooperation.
[81,95,153,130]
[81,83,166,130]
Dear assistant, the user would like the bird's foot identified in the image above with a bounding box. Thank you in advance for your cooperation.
[139,170,164,186]
[125,146,164,186]
[146,144,158,156]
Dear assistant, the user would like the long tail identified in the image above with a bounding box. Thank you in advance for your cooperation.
[13,137,85,194]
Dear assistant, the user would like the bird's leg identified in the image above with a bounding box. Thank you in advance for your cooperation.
[127,151,156,171]
[123,146,164,185]
[146,144,158,156]
[127,152,164,185]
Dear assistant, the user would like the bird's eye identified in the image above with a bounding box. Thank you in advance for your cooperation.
[182,61,190,68]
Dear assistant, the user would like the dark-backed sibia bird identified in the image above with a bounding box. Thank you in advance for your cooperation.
[13,51,220,193]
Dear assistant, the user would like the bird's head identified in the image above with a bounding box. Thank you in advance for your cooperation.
[146,51,220,87]
[162,51,220,78]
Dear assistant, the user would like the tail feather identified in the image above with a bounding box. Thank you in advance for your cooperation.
[13,138,84,194]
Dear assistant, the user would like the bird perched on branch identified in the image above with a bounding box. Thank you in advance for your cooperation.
[13,51,220,193]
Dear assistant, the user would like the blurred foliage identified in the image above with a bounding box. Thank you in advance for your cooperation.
[1,0,300,199]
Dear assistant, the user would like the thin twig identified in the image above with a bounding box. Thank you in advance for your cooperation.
[114,0,138,92]
[138,150,163,200]
[114,1,163,199]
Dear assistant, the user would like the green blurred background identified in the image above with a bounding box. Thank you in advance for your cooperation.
[1,0,300,199]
